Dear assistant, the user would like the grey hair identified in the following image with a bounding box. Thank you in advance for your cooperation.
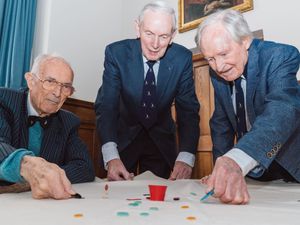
[137,1,177,33]
[31,53,73,77]
[195,9,253,49]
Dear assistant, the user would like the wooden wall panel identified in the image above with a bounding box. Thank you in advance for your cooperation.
[192,152,213,179]
[191,54,214,179]
[62,98,107,178]
[171,51,214,178]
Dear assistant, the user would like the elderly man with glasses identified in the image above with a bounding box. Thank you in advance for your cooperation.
[0,54,95,199]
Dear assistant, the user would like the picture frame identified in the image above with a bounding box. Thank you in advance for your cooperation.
[178,0,253,33]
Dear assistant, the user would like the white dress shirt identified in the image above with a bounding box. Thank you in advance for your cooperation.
[224,75,259,176]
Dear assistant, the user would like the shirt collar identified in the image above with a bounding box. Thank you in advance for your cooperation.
[27,92,39,116]
[242,63,248,79]
[142,55,160,66]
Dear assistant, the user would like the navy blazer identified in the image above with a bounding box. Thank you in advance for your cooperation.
[95,39,200,166]
[0,88,95,183]
[210,39,300,181]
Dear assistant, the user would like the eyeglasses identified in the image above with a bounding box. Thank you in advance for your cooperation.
[32,73,75,96]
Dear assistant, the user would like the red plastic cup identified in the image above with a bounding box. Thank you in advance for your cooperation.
[148,185,167,201]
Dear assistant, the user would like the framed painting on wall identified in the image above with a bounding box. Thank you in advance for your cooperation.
[178,0,253,33]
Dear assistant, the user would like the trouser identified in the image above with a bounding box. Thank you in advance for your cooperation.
[120,128,172,179]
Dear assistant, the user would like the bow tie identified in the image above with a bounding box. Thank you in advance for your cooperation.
[28,115,51,129]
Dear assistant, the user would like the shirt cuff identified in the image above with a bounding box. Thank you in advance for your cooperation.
[176,152,195,167]
[0,149,34,183]
[224,148,259,176]
[101,142,120,170]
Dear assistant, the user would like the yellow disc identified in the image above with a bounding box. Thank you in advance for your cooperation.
[186,216,196,220]
[73,213,83,218]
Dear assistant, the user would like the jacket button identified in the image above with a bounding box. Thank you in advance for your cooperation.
[267,152,272,158]
[271,149,275,154]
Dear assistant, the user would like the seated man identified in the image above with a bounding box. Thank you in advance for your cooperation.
[195,9,300,204]
[0,54,95,199]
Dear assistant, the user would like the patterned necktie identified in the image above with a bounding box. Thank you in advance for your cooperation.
[28,115,51,129]
[139,61,157,129]
[235,77,247,140]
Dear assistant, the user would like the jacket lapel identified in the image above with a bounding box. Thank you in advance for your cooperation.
[211,71,237,129]
[20,91,29,147]
[128,40,144,108]
[39,116,61,161]
[245,40,260,125]
[156,58,173,103]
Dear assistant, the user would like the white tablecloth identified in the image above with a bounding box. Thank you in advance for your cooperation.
[1,171,300,225]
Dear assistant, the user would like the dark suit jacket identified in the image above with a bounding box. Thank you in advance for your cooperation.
[210,39,300,181]
[95,39,200,167]
[0,88,95,183]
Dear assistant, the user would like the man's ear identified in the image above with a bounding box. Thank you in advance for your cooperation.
[168,30,177,45]
[242,36,252,50]
[134,20,141,38]
[25,72,34,89]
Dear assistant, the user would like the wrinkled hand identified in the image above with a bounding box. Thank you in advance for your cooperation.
[107,159,134,181]
[20,156,75,199]
[169,161,192,180]
[206,156,250,204]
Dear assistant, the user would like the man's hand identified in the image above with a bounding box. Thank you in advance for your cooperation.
[206,156,250,204]
[169,161,192,180]
[20,156,75,199]
[107,159,134,181]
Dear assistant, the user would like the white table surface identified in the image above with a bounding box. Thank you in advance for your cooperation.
[1,171,300,225]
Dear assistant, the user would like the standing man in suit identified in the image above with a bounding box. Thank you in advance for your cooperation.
[0,54,95,199]
[95,1,200,181]
[195,9,300,204]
